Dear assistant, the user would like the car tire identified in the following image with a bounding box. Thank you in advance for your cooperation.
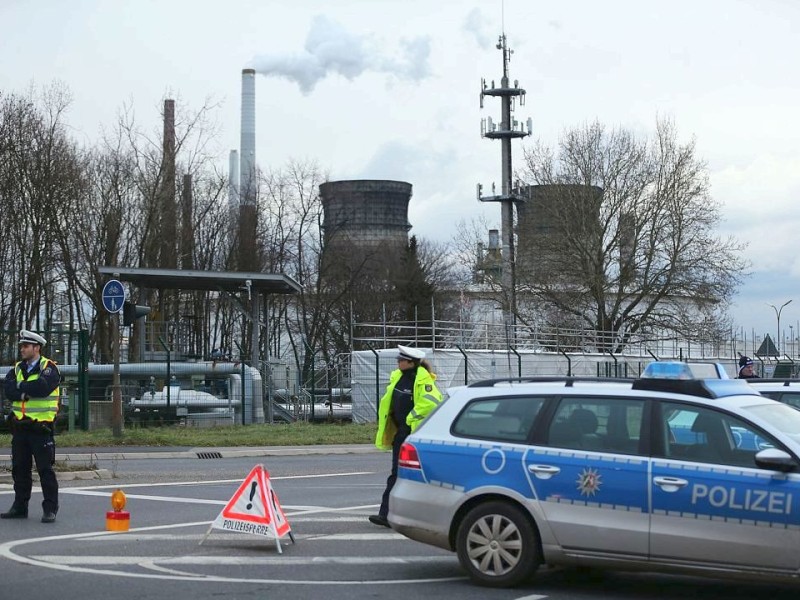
[455,500,540,588]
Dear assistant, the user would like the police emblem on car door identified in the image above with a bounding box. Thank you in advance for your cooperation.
[524,397,649,557]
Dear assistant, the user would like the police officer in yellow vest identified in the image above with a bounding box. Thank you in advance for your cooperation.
[2,330,60,523]
[369,345,443,527]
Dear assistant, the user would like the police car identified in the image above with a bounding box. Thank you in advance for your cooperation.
[388,362,800,588]
[748,379,800,411]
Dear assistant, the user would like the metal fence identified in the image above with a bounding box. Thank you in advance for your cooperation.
[348,347,795,424]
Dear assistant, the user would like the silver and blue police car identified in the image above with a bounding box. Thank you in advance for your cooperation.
[748,379,800,411]
[388,362,800,588]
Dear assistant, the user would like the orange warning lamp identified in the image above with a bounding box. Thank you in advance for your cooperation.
[106,488,130,532]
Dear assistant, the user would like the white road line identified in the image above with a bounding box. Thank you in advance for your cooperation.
[79,532,405,542]
[66,471,374,491]
[62,489,226,505]
[514,595,548,600]
[61,489,379,515]
[33,555,452,566]
[0,517,465,585]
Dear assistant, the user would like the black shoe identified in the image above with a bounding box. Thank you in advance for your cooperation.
[0,507,28,519]
[41,511,56,523]
[368,514,390,528]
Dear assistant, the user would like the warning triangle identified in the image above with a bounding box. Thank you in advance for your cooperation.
[205,464,294,552]
[756,334,780,358]
[267,484,291,538]
[221,465,271,524]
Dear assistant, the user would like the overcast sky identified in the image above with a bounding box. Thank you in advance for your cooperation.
[2,0,799,348]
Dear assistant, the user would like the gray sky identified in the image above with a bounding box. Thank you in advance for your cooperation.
[2,0,799,345]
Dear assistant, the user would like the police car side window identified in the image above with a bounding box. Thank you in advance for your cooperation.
[776,393,800,409]
[546,397,645,455]
[451,396,545,442]
[661,403,780,468]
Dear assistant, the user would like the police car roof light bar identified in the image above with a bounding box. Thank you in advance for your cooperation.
[631,378,759,399]
[469,377,636,388]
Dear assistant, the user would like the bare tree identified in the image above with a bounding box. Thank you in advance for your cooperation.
[0,84,87,348]
[519,119,748,352]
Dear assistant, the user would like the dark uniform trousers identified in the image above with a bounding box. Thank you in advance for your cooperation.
[378,424,411,519]
[11,423,58,513]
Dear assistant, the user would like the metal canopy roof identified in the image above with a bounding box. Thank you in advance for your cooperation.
[98,266,302,295]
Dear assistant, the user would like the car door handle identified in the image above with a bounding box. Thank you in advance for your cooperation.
[653,476,688,492]
[528,464,561,479]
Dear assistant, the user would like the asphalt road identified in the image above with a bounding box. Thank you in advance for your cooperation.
[0,447,798,600]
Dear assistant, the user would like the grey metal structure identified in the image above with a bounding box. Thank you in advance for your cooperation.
[478,34,532,336]
[97,266,302,422]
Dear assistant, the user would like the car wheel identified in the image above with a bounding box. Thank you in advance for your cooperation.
[455,500,540,587]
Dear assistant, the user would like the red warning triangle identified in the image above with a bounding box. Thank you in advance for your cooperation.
[221,465,271,524]
[205,464,294,552]
[266,481,290,538]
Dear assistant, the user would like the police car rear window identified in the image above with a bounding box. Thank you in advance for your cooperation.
[452,396,544,443]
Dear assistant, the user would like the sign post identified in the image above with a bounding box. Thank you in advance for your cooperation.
[102,279,126,438]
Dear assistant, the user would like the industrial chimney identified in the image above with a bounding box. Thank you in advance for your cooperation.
[228,149,240,218]
[238,69,258,271]
[159,98,177,269]
[240,69,256,206]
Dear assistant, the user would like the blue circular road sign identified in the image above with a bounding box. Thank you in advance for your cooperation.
[102,279,126,313]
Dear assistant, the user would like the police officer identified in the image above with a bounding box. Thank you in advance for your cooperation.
[737,356,760,379]
[1,330,61,523]
[369,345,443,527]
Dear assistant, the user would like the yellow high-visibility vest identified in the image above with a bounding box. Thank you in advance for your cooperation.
[374,366,443,451]
[12,356,59,422]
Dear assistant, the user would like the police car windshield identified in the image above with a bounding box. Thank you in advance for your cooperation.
[743,403,800,440]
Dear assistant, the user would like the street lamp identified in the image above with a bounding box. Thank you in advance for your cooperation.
[768,299,793,356]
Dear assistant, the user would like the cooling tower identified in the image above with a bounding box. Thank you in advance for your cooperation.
[319,180,413,250]
[516,184,603,276]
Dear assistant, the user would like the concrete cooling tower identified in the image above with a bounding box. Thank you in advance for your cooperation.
[516,184,604,276]
[319,180,413,252]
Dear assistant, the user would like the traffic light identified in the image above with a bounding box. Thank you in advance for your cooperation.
[122,301,151,326]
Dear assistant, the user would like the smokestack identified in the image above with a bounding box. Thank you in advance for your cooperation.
[240,69,256,206]
[238,69,258,271]
[160,98,177,269]
[180,173,194,270]
[228,149,240,214]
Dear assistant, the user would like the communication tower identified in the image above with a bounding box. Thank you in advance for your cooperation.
[477,34,532,332]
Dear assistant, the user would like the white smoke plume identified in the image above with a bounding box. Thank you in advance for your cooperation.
[463,7,495,48]
[250,15,432,94]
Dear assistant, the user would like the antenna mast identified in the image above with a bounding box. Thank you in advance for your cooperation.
[478,32,532,340]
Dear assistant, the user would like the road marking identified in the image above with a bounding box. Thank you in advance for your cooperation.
[65,471,374,491]
[34,555,451,565]
[514,596,548,600]
[79,532,405,542]
[62,489,226,505]
[0,502,464,585]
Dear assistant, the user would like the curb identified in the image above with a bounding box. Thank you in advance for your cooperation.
[0,444,380,464]
[0,468,112,483]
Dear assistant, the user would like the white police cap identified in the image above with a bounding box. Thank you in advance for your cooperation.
[397,345,425,361]
[19,329,47,346]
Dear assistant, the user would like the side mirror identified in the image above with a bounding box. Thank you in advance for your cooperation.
[755,448,797,472]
